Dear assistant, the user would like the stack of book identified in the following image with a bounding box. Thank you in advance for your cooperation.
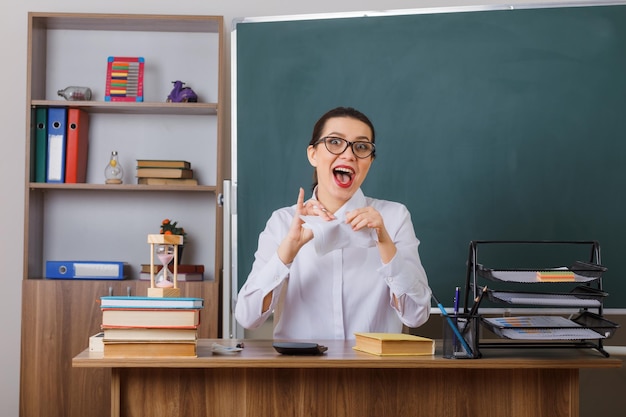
[138,263,205,281]
[136,159,198,185]
[100,295,203,357]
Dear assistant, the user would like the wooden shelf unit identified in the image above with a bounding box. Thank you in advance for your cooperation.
[21,12,225,417]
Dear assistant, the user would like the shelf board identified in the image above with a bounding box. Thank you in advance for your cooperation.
[28,183,218,192]
[30,12,222,33]
[31,100,218,116]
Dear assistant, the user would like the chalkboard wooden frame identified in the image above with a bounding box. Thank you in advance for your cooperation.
[232,2,626,309]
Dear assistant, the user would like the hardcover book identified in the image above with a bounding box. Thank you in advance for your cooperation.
[137,177,198,186]
[138,272,203,282]
[100,296,203,309]
[136,167,193,179]
[102,327,198,342]
[101,308,201,328]
[353,332,435,356]
[103,341,197,357]
[136,159,191,169]
[140,264,205,274]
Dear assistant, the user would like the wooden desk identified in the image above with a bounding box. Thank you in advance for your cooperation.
[72,339,622,417]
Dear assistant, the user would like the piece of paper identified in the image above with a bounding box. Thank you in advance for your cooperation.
[300,215,377,256]
[485,270,596,283]
[498,327,605,340]
[484,316,607,340]
[492,291,601,307]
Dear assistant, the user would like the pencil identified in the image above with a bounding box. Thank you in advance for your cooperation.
[468,286,488,317]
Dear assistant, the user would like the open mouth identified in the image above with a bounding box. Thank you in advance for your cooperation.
[333,166,354,188]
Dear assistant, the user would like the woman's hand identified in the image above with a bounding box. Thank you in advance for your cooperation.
[277,188,316,264]
[302,196,335,221]
[346,207,397,264]
[345,207,387,237]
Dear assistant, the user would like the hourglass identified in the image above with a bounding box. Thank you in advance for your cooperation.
[147,234,183,297]
[155,244,175,288]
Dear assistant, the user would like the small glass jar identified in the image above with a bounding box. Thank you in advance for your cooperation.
[57,86,92,101]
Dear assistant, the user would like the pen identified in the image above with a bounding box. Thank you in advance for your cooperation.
[452,287,460,347]
[431,292,473,357]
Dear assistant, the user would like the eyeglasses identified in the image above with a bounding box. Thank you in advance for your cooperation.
[315,136,376,159]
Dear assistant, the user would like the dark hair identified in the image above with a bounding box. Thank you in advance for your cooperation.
[309,107,376,191]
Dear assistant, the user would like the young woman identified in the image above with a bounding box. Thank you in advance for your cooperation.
[235,107,431,340]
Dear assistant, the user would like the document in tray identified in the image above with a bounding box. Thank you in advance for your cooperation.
[484,316,605,340]
[486,315,574,327]
[486,270,596,283]
[491,291,601,307]
[501,328,604,340]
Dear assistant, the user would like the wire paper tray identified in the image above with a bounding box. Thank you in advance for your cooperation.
[476,261,606,284]
[487,286,608,307]
[481,312,619,341]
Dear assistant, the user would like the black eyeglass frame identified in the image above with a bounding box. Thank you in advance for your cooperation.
[314,136,376,159]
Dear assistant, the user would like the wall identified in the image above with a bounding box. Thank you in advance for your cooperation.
[0,1,608,416]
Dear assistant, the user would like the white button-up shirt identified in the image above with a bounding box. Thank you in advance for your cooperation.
[235,189,431,340]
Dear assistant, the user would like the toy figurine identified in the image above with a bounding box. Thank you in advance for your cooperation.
[166,80,198,103]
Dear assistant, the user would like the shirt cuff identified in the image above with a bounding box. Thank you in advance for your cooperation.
[255,252,291,297]
[378,253,420,295]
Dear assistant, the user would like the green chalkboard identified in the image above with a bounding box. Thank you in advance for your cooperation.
[234,4,626,308]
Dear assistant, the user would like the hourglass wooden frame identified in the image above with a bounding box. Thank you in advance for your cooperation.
[147,234,183,298]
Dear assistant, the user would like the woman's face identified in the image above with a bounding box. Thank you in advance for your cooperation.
[307,116,374,209]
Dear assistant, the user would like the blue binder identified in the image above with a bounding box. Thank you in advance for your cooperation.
[46,107,67,183]
[46,261,128,280]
